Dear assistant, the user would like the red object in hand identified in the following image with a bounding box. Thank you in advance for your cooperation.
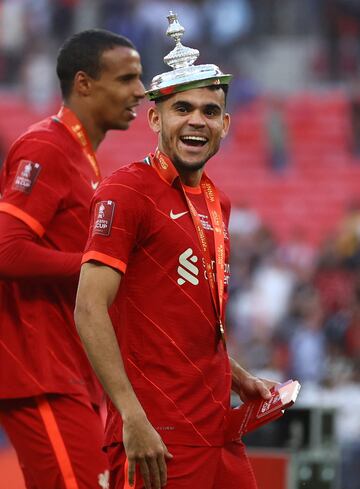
[225,380,301,442]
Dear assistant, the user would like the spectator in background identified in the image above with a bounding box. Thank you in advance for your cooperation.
[245,249,295,331]
[323,0,360,81]
[204,0,253,63]
[266,95,289,172]
[278,226,317,281]
[50,0,78,43]
[0,29,145,488]
[21,43,57,112]
[227,220,294,377]
[0,0,26,84]
[101,0,144,52]
[229,203,262,238]
[344,279,360,360]
[314,233,355,315]
[288,290,326,384]
[335,200,360,268]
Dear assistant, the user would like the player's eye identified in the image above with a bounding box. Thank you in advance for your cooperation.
[176,105,188,113]
[204,106,220,117]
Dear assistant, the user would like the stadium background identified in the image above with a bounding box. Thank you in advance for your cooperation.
[0,1,359,488]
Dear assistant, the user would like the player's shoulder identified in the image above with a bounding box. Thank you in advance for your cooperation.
[213,181,230,207]
[100,160,158,192]
[10,115,71,155]
[6,116,79,175]
[218,187,230,205]
[216,185,231,216]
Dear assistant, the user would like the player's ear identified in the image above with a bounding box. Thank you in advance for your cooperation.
[148,106,161,134]
[73,71,92,96]
[221,113,230,139]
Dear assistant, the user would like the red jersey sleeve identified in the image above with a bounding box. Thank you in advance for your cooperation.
[0,212,81,278]
[82,170,149,274]
[0,136,71,237]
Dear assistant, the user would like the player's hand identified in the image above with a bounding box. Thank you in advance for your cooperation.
[234,374,276,403]
[229,357,277,403]
[123,413,173,489]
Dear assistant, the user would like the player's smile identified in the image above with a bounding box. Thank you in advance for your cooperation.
[126,102,141,120]
[179,134,209,146]
[149,87,230,178]
[178,133,209,156]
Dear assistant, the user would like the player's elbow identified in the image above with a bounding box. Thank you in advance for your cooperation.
[0,241,21,278]
[74,293,95,336]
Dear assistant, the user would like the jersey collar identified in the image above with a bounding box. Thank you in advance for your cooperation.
[148,148,204,192]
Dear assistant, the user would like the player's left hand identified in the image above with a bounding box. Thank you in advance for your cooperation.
[229,357,278,403]
[234,374,276,403]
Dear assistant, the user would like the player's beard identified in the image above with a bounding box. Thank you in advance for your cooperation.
[159,129,221,173]
[173,155,207,173]
[172,140,221,173]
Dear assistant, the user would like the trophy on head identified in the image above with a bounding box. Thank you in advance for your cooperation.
[146,11,232,101]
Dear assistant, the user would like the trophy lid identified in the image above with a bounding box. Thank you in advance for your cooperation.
[146,11,232,101]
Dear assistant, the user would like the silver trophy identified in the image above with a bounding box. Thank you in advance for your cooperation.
[147,11,232,101]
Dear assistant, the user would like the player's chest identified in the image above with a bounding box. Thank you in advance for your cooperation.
[143,189,230,270]
[63,152,99,209]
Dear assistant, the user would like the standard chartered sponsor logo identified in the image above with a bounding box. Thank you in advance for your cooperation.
[177,248,199,286]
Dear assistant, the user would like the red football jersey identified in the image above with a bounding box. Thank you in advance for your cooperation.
[0,113,102,405]
[82,158,232,446]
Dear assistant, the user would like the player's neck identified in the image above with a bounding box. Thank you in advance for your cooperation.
[64,102,104,151]
[178,168,203,188]
[79,117,104,151]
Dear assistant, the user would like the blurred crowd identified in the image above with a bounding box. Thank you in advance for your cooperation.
[227,202,360,488]
[3,1,360,107]
[227,201,360,387]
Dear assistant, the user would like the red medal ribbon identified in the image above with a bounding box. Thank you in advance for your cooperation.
[53,106,101,179]
[150,149,226,340]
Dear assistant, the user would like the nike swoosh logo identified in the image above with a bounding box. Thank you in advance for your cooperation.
[91,180,99,190]
[170,210,189,220]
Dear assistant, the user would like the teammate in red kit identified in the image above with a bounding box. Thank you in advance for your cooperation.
[0,29,145,488]
[75,13,274,489]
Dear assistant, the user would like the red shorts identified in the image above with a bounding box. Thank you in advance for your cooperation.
[107,441,258,489]
[0,394,109,489]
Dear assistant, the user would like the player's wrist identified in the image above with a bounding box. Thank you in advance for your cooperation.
[230,358,252,386]
[119,395,147,425]
[230,358,253,383]
[121,404,148,425]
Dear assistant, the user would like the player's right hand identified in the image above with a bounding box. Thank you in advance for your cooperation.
[123,414,173,489]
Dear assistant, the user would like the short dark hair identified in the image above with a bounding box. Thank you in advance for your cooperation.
[56,29,135,99]
[209,84,229,103]
[154,84,229,106]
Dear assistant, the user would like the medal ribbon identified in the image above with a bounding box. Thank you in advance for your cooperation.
[150,149,226,340]
[53,106,101,179]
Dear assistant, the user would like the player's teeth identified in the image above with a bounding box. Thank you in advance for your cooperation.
[182,136,207,142]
